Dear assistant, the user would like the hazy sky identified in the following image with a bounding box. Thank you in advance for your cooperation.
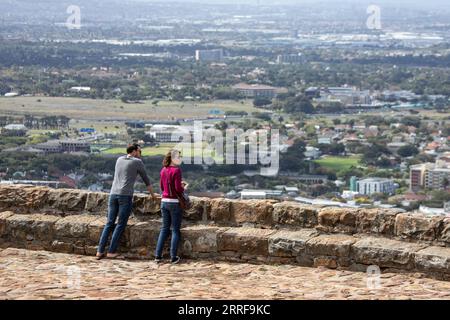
[129,0,450,10]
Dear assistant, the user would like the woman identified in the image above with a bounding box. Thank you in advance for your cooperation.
[155,149,187,264]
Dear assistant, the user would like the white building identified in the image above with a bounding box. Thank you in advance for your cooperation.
[356,178,396,195]
[304,146,321,159]
[195,49,224,62]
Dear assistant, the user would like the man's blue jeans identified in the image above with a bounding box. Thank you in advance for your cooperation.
[97,194,133,254]
[155,202,182,259]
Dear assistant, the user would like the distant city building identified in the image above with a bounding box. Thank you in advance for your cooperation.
[34,140,91,154]
[4,92,19,97]
[410,154,450,191]
[232,83,287,99]
[70,87,91,92]
[240,189,283,200]
[317,86,372,107]
[298,175,328,184]
[195,49,224,62]
[146,124,192,143]
[276,53,303,64]
[356,178,396,195]
[1,124,28,137]
[304,146,321,159]
[350,176,358,192]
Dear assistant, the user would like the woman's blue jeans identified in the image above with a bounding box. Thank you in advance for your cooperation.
[155,202,182,259]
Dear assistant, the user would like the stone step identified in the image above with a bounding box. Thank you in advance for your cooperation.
[1,211,449,281]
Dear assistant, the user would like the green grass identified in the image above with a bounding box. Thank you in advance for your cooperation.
[102,142,225,160]
[315,155,361,171]
[0,97,259,121]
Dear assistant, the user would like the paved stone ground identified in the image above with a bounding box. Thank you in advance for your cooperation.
[0,248,449,300]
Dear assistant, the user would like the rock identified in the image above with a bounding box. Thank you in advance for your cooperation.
[87,217,107,244]
[45,188,88,214]
[54,215,100,239]
[355,208,399,236]
[395,213,444,242]
[0,185,49,213]
[351,236,427,270]
[132,194,161,216]
[4,214,60,242]
[0,211,15,237]
[414,246,450,274]
[268,229,319,258]
[183,197,208,221]
[438,218,450,246]
[217,228,276,256]
[229,200,274,227]
[272,202,318,228]
[317,208,359,234]
[180,225,224,256]
[84,192,109,215]
[128,221,161,248]
[306,234,357,258]
[314,257,338,269]
[208,198,232,223]
[51,240,74,253]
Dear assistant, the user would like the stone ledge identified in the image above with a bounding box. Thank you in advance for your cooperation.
[1,185,449,247]
[351,236,427,270]
[1,211,450,280]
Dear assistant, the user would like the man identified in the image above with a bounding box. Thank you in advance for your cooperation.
[96,143,156,259]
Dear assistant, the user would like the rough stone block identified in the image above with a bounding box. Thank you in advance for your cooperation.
[414,246,450,274]
[268,229,319,257]
[45,188,88,214]
[128,220,161,248]
[183,197,208,221]
[272,202,318,228]
[5,214,60,242]
[180,225,225,257]
[54,215,100,239]
[217,227,276,256]
[438,218,450,246]
[306,234,357,257]
[208,198,232,223]
[0,211,15,237]
[0,185,49,213]
[132,194,161,216]
[355,208,399,236]
[229,200,274,226]
[395,213,444,242]
[351,236,427,269]
[51,240,74,253]
[317,208,359,234]
[84,192,109,215]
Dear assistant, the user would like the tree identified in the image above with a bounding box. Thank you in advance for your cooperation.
[282,95,314,114]
[397,145,419,158]
[253,97,272,108]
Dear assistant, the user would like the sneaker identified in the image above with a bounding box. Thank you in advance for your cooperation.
[154,256,162,264]
[171,256,181,264]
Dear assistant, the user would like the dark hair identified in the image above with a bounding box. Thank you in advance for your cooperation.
[127,143,141,154]
[162,149,180,167]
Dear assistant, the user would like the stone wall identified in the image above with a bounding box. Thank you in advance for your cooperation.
[0,185,449,280]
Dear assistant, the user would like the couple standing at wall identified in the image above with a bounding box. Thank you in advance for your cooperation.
[95,144,187,264]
